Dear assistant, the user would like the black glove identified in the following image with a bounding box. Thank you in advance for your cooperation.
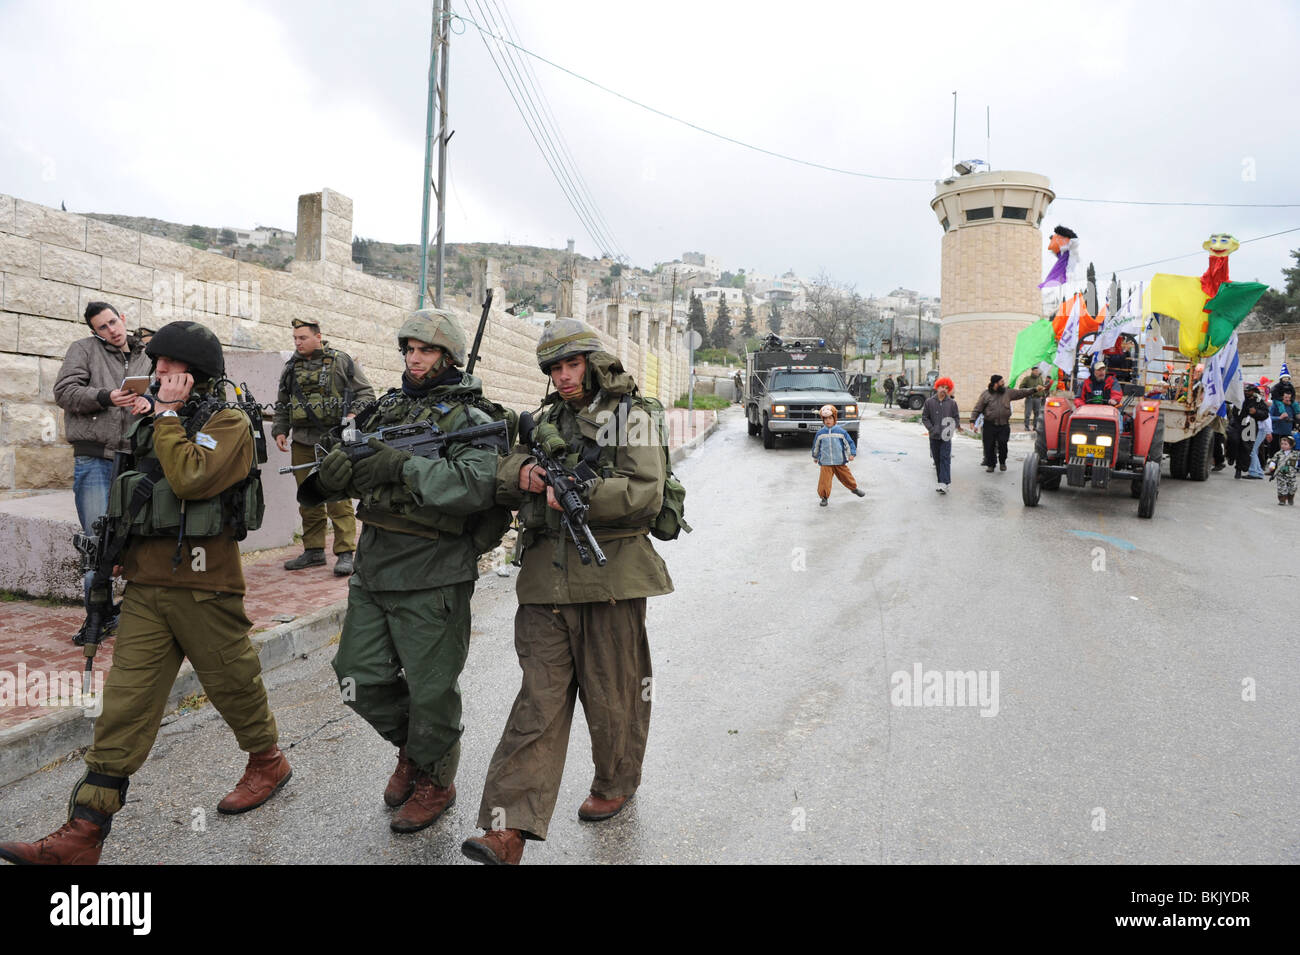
[352,437,411,491]
[318,448,353,494]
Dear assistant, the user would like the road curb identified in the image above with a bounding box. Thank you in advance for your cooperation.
[0,601,346,790]
[671,411,722,465]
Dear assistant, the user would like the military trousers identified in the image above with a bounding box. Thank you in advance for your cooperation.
[76,584,278,816]
[331,578,473,786]
[476,599,652,840]
[292,440,357,553]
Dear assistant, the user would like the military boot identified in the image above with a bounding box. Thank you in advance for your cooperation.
[333,552,354,577]
[461,828,525,865]
[578,791,633,822]
[390,774,455,833]
[0,808,109,866]
[217,746,292,814]
[284,548,326,571]
[383,746,418,808]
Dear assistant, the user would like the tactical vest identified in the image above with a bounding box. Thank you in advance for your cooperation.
[107,404,264,543]
[353,387,505,544]
[285,347,343,426]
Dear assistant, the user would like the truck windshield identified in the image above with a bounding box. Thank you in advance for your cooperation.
[769,372,844,392]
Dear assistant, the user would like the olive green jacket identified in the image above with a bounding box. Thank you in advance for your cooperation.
[497,353,674,605]
[272,344,375,447]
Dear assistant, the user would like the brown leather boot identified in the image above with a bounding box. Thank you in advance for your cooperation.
[578,791,633,822]
[0,808,108,865]
[383,746,418,808]
[461,828,525,865]
[217,745,292,815]
[390,774,455,833]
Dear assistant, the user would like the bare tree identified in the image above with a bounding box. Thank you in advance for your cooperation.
[796,272,868,354]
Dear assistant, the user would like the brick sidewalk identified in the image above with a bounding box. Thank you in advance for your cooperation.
[0,551,351,731]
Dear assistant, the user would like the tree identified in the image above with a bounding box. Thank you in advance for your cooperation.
[610,263,623,277]
[768,300,783,335]
[719,270,734,287]
[738,294,757,345]
[711,296,732,350]
[732,268,747,290]
[688,292,708,342]
[219,228,237,246]
[796,272,868,355]
[1248,248,1300,328]
[186,224,209,242]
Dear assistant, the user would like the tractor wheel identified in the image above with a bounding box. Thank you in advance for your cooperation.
[1186,427,1212,481]
[1167,438,1189,479]
[909,394,925,411]
[1137,459,1161,518]
[1022,452,1042,507]
[762,416,776,449]
[1035,418,1048,459]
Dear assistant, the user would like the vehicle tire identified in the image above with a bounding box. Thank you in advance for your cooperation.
[1186,427,1212,481]
[747,413,759,437]
[1137,459,1160,518]
[761,416,775,449]
[1167,438,1188,479]
[1022,452,1042,507]
[1035,418,1048,460]
[909,395,925,411]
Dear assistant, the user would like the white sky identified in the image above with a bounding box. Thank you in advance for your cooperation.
[2,0,1298,298]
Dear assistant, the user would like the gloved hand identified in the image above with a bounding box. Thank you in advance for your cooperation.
[352,437,411,491]
[317,448,353,494]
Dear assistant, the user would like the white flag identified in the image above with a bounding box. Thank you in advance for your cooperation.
[1140,317,1167,387]
[1054,295,1081,372]
[1092,287,1142,355]
[1219,333,1244,406]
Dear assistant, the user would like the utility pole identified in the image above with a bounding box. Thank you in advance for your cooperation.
[418,0,452,308]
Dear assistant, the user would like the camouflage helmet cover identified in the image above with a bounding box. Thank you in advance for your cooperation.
[536,318,602,372]
[397,308,467,366]
[146,320,225,380]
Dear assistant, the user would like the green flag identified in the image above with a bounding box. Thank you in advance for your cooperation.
[1009,318,1058,391]
[1205,281,1268,348]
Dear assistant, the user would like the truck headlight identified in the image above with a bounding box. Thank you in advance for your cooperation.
[1071,434,1086,444]
[1097,435,1113,447]
[772,405,786,415]
[844,405,857,416]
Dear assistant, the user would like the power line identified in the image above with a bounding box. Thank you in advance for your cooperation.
[452,11,1300,209]
[468,0,619,259]
[1110,225,1300,275]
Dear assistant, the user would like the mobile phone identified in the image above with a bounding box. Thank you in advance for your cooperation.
[122,376,152,396]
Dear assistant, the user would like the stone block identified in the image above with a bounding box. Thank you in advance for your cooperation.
[0,310,17,351]
[139,233,194,272]
[40,244,101,288]
[0,354,42,400]
[13,201,85,250]
[38,357,62,403]
[324,236,352,267]
[1,402,60,444]
[296,193,323,262]
[100,258,154,298]
[85,219,141,262]
[320,189,353,222]
[323,210,352,245]
[17,314,83,358]
[189,249,238,283]
[0,193,14,232]
[13,444,73,488]
[3,275,80,321]
[0,232,42,276]
[0,444,13,488]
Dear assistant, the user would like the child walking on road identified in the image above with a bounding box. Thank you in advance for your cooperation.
[1266,434,1298,505]
[812,404,865,506]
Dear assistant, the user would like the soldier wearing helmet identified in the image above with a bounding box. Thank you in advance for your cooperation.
[310,307,502,836]
[272,317,375,576]
[0,321,290,867]
[462,318,674,866]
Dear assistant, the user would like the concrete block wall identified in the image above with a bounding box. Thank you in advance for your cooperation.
[0,188,689,490]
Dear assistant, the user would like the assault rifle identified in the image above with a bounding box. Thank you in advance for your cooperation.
[518,410,607,567]
[71,450,133,693]
[292,418,510,505]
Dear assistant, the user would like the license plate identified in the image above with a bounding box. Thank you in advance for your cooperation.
[1077,444,1105,459]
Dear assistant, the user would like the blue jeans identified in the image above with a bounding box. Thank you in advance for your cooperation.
[1248,431,1266,477]
[929,438,952,485]
[74,455,115,612]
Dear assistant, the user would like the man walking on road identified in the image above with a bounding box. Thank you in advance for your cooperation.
[272,318,375,576]
[922,377,962,493]
[971,374,1041,472]
[0,322,289,866]
[462,319,674,865]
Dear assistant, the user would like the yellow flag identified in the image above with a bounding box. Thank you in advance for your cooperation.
[1150,273,1210,358]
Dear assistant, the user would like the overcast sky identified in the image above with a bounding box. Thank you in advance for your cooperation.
[2,0,1298,299]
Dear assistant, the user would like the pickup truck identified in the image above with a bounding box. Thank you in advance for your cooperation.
[894,370,942,410]
[743,339,860,449]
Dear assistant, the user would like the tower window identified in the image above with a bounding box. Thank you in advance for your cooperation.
[1002,206,1030,220]
[965,207,994,222]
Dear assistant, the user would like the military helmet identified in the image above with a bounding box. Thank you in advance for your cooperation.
[146,321,224,380]
[536,318,602,373]
[397,309,466,366]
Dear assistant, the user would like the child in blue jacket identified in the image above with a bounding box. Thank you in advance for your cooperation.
[812,405,865,506]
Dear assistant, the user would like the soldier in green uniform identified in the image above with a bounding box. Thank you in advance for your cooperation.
[0,322,290,866]
[311,309,501,834]
[462,319,674,865]
[273,317,375,576]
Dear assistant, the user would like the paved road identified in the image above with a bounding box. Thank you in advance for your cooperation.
[2,406,1295,863]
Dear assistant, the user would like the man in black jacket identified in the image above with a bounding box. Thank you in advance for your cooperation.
[1233,384,1269,479]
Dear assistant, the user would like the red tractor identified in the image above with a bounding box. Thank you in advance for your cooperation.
[1022,390,1165,518]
